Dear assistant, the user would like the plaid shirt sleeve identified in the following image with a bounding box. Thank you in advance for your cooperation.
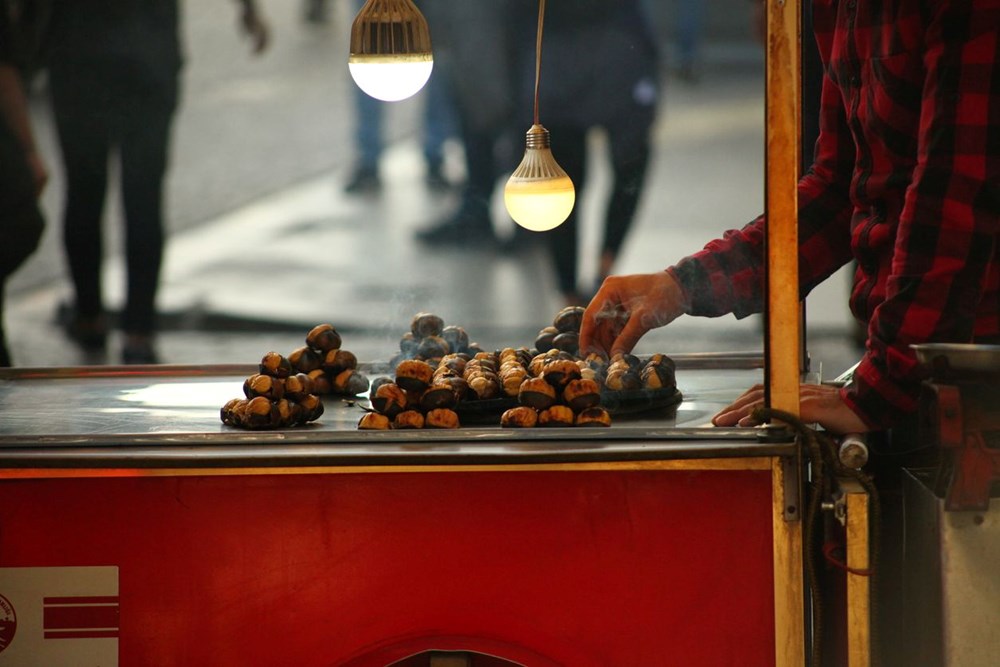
[667,0,1000,429]
[844,1,1000,428]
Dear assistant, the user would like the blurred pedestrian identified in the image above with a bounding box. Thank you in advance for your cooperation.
[516,0,660,306]
[307,0,460,194]
[0,0,47,367]
[44,0,269,364]
[343,41,460,194]
[672,0,704,83]
[414,0,520,245]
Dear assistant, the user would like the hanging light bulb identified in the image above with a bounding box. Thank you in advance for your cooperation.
[504,124,575,231]
[348,0,433,102]
[504,0,574,232]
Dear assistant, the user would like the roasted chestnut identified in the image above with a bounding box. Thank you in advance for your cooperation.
[399,332,418,357]
[640,361,676,390]
[538,405,575,427]
[395,359,434,392]
[551,331,580,355]
[321,349,358,375]
[244,395,277,429]
[393,409,426,429]
[416,335,450,360]
[441,325,469,354]
[306,368,333,394]
[419,382,458,411]
[288,346,322,373]
[500,368,527,397]
[371,382,408,418]
[243,373,285,401]
[541,359,582,390]
[283,373,314,401]
[297,393,325,423]
[500,405,538,428]
[358,411,391,430]
[553,305,585,333]
[220,398,244,426]
[411,312,444,338]
[425,408,460,429]
[259,351,292,378]
[575,406,612,427]
[563,378,602,412]
[605,368,642,391]
[534,326,559,352]
[306,323,342,352]
[333,368,370,396]
[519,376,557,410]
[467,374,501,400]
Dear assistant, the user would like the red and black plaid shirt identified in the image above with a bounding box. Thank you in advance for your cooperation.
[669,0,1000,429]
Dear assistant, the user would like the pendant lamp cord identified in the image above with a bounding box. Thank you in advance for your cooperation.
[533,0,545,126]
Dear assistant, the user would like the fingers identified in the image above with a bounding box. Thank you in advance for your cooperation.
[711,384,765,426]
[580,281,628,357]
[711,382,871,435]
[579,271,686,357]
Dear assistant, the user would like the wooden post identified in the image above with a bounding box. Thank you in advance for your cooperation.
[846,484,872,667]
[765,0,802,415]
[765,1,806,666]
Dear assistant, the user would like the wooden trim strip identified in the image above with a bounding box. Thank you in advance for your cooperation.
[0,457,775,480]
[772,457,806,665]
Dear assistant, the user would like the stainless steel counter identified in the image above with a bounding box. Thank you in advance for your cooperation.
[0,356,790,467]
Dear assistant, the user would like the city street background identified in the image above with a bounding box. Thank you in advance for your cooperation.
[5,0,861,380]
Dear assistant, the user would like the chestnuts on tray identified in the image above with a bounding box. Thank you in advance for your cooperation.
[221,323,367,431]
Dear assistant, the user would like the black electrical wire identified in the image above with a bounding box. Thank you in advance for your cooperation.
[752,407,882,667]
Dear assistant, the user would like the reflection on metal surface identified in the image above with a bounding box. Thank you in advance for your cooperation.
[120,382,238,407]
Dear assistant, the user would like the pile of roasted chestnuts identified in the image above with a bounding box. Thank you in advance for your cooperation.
[220,323,370,430]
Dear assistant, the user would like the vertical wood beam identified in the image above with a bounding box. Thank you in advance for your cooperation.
[846,488,872,667]
[772,456,806,667]
[766,1,806,666]
[765,0,802,416]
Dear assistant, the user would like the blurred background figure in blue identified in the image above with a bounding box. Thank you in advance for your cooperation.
[343,47,460,194]
[672,0,704,83]
[414,0,520,246]
[515,0,660,306]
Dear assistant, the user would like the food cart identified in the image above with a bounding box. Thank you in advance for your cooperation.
[0,2,840,666]
[0,357,817,666]
[10,0,999,665]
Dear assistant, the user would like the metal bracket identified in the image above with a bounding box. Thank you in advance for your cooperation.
[821,486,848,527]
[782,451,802,522]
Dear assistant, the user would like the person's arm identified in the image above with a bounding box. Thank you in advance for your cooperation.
[841,2,1000,429]
[234,0,270,54]
[0,63,46,196]
[581,11,857,357]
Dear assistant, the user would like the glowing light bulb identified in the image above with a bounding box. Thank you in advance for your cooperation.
[504,124,575,232]
[348,56,433,102]
[348,0,433,102]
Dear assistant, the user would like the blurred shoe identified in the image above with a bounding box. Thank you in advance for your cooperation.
[122,336,160,365]
[673,63,700,85]
[59,303,108,351]
[424,163,451,192]
[415,214,496,246]
[344,166,381,194]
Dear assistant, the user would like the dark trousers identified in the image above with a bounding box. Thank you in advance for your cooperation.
[49,61,177,335]
[0,117,45,366]
[543,125,650,297]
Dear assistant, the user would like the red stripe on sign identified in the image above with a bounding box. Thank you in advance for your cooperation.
[44,605,119,630]
[45,630,119,640]
[44,596,119,604]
